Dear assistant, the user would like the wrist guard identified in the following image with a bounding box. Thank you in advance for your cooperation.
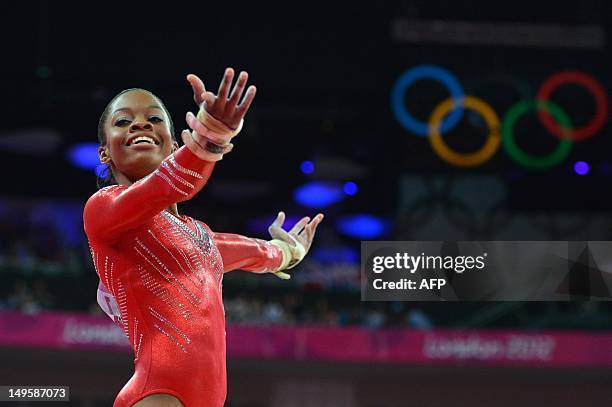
[269,238,307,280]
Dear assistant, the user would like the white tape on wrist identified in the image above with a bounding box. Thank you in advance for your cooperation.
[188,131,225,162]
[196,108,243,146]
[269,238,306,273]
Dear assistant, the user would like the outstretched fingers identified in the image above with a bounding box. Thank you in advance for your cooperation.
[270,211,286,229]
[216,68,235,109]
[235,85,257,116]
[268,211,285,239]
[268,212,298,246]
[290,216,310,235]
[228,71,249,113]
[300,214,324,250]
[187,74,207,107]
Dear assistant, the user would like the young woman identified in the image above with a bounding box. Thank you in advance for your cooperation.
[84,68,324,407]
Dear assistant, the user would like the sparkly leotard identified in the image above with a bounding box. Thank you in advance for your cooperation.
[83,146,283,406]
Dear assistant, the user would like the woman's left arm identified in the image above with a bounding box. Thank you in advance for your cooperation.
[210,232,284,273]
[208,212,324,276]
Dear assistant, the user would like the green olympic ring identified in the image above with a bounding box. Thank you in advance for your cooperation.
[502,100,573,170]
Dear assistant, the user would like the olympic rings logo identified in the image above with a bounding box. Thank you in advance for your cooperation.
[391,65,609,169]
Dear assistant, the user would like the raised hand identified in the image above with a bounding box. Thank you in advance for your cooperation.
[267,211,324,279]
[186,68,256,130]
[269,212,324,254]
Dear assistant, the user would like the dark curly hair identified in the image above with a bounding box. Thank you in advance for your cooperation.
[96,88,176,189]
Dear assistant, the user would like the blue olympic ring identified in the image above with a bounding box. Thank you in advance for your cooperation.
[391,65,465,137]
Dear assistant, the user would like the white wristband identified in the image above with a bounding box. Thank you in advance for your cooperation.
[196,108,243,145]
[269,238,306,272]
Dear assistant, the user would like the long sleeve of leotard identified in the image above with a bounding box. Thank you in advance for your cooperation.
[84,146,215,244]
[209,231,284,273]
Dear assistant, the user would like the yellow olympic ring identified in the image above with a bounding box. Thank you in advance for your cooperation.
[428,96,501,167]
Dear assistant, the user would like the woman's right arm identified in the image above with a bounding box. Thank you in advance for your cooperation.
[84,145,215,243]
[85,68,257,244]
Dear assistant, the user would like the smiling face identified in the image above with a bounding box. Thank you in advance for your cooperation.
[99,90,178,183]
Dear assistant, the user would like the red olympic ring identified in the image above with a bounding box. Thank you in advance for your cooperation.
[537,70,609,141]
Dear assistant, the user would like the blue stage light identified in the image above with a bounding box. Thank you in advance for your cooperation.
[599,162,612,176]
[312,246,359,264]
[343,181,358,196]
[67,142,101,170]
[336,214,387,239]
[95,164,109,178]
[294,181,344,208]
[574,161,589,175]
[300,160,314,174]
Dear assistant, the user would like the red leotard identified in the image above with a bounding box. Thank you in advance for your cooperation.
[83,146,283,407]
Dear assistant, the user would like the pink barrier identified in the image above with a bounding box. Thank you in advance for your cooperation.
[1,311,611,367]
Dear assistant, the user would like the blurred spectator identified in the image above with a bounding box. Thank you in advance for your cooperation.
[364,306,386,329]
[406,308,434,329]
[31,279,55,309]
[262,299,287,324]
[6,279,41,314]
[225,295,250,323]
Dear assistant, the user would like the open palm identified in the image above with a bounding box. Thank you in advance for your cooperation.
[187,68,256,130]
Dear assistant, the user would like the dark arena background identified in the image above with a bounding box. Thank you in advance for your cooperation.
[1,1,611,406]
